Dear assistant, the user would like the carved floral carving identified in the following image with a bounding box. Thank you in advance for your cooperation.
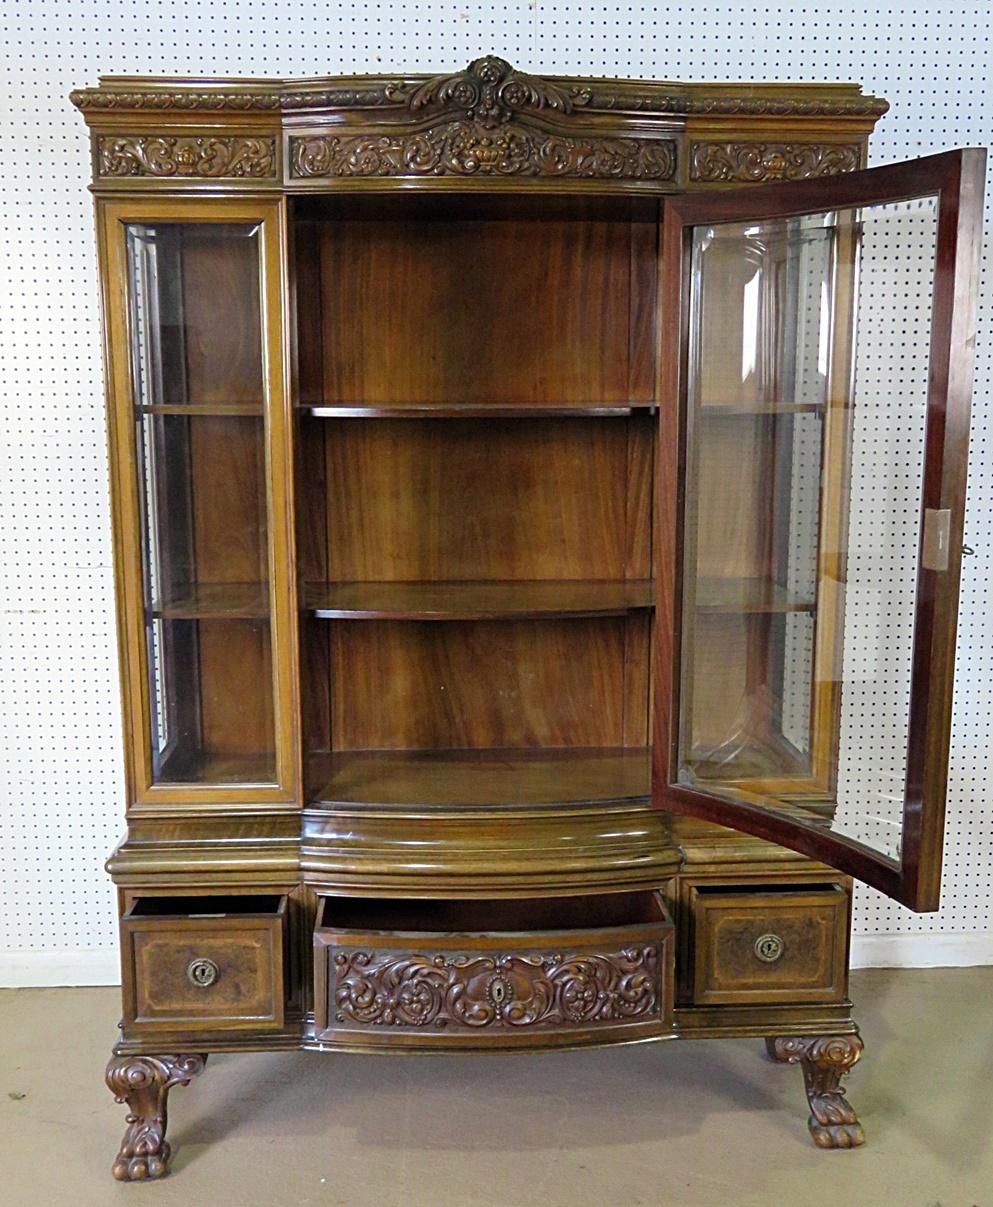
[290,124,675,180]
[690,142,860,182]
[331,945,661,1030]
[97,135,277,179]
[106,1053,207,1181]
[767,1034,865,1148]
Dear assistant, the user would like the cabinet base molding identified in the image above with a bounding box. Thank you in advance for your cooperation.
[766,1033,865,1148]
[106,1052,207,1182]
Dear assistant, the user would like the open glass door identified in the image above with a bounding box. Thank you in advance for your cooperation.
[655,149,985,910]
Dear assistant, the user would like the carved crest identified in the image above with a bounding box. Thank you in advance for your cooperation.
[402,55,588,128]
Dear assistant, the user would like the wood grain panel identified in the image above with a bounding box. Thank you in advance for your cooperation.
[304,196,656,406]
[190,415,267,583]
[324,418,631,582]
[329,617,631,751]
[197,619,274,762]
[690,885,848,1005]
[122,896,285,1031]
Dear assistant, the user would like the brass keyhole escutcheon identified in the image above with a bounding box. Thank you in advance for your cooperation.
[754,934,785,963]
[187,957,219,988]
[487,975,511,1006]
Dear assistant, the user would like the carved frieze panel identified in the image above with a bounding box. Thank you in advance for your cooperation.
[690,142,861,183]
[97,135,277,179]
[331,945,663,1031]
[290,123,676,181]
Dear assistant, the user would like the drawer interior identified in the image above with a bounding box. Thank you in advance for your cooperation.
[316,891,665,935]
[125,895,285,919]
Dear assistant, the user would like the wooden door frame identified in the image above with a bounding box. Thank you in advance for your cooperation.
[654,148,987,910]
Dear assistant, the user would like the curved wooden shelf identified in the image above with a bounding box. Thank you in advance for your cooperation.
[151,583,269,619]
[305,579,654,620]
[308,747,652,810]
[303,401,655,419]
[138,403,264,416]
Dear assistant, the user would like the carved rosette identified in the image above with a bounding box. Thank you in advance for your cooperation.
[290,125,675,181]
[767,1034,865,1148]
[106,1053,206,1181]
[332,946,661,1031]
[690,142,860,183]
[97,135,277,179]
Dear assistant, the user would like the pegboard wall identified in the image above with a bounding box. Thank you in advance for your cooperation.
[1,1,991,983]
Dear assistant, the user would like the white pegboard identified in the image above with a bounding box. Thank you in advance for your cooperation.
[1,1,991,979]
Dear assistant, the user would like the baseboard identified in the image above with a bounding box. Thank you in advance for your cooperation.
[0,950,121,988]
[851,932,993,968]
[1,934,991,988]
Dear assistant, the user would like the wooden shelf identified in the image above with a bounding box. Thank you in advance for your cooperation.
[698,402,823,417]
[138,403,264,416]
[151,582,269,619]
[303,401,655,419]
[157,749,277,786]
[304,579,654,620]
[307,747,652,809]
[695,577,815,614]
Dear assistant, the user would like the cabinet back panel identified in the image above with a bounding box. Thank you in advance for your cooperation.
[189,416,267,584]
[297,197,657,406]
[198,620,274,758]
[178,229,263,406]
[329,617,632,750]
[320,417,637,582]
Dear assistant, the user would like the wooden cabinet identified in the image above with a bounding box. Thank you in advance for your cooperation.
[73,56,984,1181]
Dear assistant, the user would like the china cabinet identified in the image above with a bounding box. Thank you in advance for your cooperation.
[71,57,985,1181]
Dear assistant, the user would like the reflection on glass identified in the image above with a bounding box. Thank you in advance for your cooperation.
[678,198,939,860]
[127,224,275,785]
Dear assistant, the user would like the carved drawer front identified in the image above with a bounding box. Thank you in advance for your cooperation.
[689,884,849,1006]
[121,895,286,1032]
[314,892,673,1050]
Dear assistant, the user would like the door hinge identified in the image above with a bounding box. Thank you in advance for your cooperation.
[922,508,952,571]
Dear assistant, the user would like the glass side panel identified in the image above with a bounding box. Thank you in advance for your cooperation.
[127,223,264,409]
[678,197,939,859]
[127,224,275,785]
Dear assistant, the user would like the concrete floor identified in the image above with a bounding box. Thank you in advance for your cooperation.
[1,969,991,1207]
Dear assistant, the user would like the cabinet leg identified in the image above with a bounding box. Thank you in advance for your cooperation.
[766,1034,865,1149]
[105,1053,207,1181]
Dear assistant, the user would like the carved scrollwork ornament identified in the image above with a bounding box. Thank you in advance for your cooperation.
[97,135,277,179]
[332,945,661,1031]
[766,1034,865,1148]
[290,125,675,181]
[690,142,861,183]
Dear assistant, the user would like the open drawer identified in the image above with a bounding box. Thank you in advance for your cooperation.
[120,895,287,1032]
[313,892,673,1050]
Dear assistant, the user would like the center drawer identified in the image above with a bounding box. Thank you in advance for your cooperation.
[313,892,673,1050]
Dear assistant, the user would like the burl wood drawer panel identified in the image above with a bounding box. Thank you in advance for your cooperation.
[690,884,849,1006]
[121,895,286,1032]
[314,892,673,1050]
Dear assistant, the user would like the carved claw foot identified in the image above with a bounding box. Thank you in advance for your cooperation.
[766,1034,865,1149]
[106,1053,207,1181]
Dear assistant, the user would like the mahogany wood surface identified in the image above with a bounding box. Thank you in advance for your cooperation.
[305,578,654,620]
[307,745,652,809]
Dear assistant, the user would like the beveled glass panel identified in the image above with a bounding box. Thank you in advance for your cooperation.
[678,198,939,860]
[127,224,275,785]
